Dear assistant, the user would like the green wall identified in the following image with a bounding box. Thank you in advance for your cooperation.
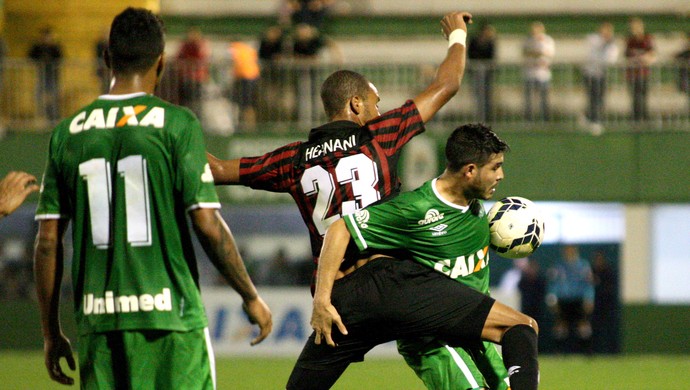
[2,131,690,204]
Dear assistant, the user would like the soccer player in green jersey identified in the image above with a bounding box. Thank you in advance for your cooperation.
[33,8,272,388]
[289,123,539,390]
[0,171,38,219]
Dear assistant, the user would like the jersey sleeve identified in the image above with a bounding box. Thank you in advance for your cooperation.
[343,199,410,252]
[35,132,69,220]
[366,100,425,156]
[238,142,301,192]
[174,115,220,211]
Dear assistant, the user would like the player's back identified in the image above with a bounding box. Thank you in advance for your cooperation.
[239,100,425,262]
[37,93,216,333]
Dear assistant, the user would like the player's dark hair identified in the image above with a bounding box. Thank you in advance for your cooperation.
[445,123,510,172]
[107,7,165,75]
[321,70,371,119]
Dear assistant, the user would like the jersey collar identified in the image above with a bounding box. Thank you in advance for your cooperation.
[308,120,360,142]
[431,178,470,212]
[98,92,148,100]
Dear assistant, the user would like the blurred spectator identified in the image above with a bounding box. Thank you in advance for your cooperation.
[0,238,32,300]
[256,248,299,286]
[547,245,595,354]
[522,22,554,121]
[674,32,690,110]
[176,27,211,120]
[468,23,497,122]
[625,17,656,122]
[95,28,110,94]
[259,26,287,62]
[582,22,619,134]
[517,258,547,335]
[291,23,342,123]
[229,41,260,132]
[287,0,333,30]
[591,250,620,354]
[28,26,63,124]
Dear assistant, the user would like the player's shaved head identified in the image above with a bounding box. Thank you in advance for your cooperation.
[445,123,509,172]
[107,7,165,75]
[321,70,372,119]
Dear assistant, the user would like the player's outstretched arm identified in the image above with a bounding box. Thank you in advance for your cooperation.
[34,219,76,385]
[190,208,272,345]
[312,219,351,347]
[413,11,472,123]
[0,171,39,218]
[206,152,241,185]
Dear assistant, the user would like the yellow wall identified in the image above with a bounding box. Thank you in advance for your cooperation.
[3,0,160,122]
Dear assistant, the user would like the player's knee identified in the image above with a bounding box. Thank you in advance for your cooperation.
[523,315,539,335]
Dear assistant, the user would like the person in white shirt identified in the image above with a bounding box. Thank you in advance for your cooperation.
[582,22,619,132]
[522,22,555,121]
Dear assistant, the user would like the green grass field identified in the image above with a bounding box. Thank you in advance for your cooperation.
[1,352,688,389]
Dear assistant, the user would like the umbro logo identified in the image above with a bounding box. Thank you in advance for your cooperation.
[429,223,448,236]
[429,224,447,232]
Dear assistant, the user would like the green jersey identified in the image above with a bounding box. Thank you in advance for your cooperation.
[36,92,219,335]
[344,178,491,293]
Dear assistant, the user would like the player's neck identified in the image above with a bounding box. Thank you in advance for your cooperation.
[108,73,157,96]
[435,174,470,207]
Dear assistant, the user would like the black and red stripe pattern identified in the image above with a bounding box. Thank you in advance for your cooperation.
[239,100,425,265]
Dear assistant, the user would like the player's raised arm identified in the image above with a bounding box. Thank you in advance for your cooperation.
[190,208,272,345]
[207,152,241,185]
[413,11,472,123]
[34,218,76,385]
[312,219,351,347]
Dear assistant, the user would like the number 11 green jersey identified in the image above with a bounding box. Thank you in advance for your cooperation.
[36,93,220,335]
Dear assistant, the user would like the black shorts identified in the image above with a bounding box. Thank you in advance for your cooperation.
[293,257,495,370]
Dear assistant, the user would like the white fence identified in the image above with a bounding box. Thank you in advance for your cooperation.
[1,58,688,133]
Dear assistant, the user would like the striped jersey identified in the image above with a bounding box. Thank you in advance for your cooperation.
[344,179,491,293]
[239,100,425,265]
[36,92,220,335]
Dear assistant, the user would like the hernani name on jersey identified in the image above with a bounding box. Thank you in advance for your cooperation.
[70,105,165,134]
[83,288,172,315]
[304,134,357,161]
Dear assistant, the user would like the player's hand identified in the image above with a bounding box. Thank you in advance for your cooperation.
[242,296,273,346]
[43,333,76,385]
[441,11,473,39]
[311,300,348,347]
[0,171,39,217]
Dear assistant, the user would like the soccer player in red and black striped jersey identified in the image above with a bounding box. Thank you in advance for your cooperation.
[210,11,523,390]
[208,13,471,281]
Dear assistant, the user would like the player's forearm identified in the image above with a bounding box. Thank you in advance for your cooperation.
[313,220,351,305]
[192,209,258,301]
[207,152,241,185]
[33,222,65,340]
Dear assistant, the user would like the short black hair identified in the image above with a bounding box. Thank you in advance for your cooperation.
[320,70,371,119]
[107,7,165,75]
[445,123,509,172]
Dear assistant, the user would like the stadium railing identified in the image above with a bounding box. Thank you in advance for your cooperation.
[1,58,688,133]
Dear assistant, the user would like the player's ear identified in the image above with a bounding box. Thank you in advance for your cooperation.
[349,95,362,115]
[462,163,477,178]
[156,54,165,78]
[104,48,112,69]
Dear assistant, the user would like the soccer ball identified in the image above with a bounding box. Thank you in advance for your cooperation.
[487,196,544,259]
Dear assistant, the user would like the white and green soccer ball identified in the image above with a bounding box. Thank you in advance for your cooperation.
[487,196,545,259]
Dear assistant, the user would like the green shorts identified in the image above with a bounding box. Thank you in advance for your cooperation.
[398,337,510,390]
[78,327,215,390]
